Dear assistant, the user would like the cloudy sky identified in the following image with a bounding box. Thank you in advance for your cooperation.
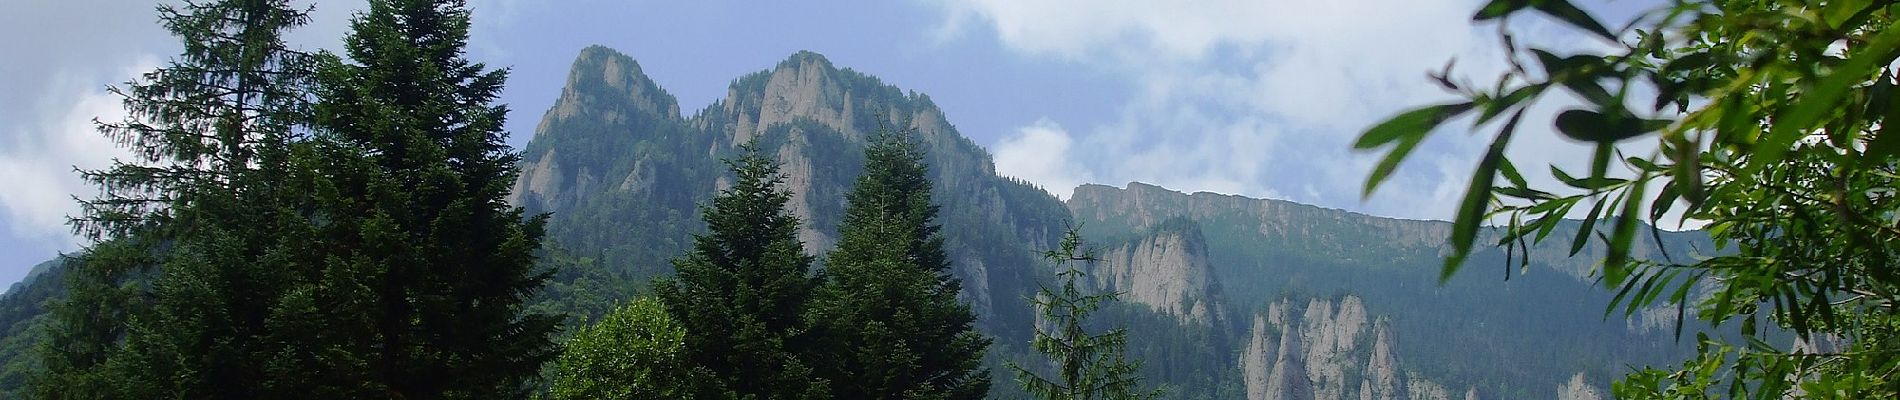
[0,0,1649,288]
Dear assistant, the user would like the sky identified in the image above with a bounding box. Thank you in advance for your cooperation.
[0,0,1656,289]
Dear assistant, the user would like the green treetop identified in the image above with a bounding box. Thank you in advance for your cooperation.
[653,143,827,399]
[35,0,318,398]
[289,0,558,396]
[810,127,991,399]
[549,298,711,400]
[1010,228,1161,400]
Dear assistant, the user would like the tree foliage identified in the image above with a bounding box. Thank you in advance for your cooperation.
[548,298,709,400]
[1009,228,1161,400]
[809,126,991,399]
[652,143,827,399]
[34,0,558,397]
[1356,0,1900,397]
[33,1,318,398]
[286,0,559,396]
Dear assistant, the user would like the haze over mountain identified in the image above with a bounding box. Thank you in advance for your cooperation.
[0,45,1710,398]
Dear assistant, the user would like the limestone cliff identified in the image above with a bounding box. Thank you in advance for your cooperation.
[1095,221,1226,325]
[509,45,685,212]
[1555,373,1604,400]
[1240,297,1467,400]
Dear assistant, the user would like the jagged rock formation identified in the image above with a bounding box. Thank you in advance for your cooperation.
[1095,220,1225,324]
[1359,322,1402,400]
[511,46,1065,340]
[1241,296,1460,400]
[1556,373,1604,400]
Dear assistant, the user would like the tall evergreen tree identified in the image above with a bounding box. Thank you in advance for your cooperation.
[1009,228,1161,400]
[653,143,827,399]
[293,0,558,396]
[811,127,990,399]
[32,1,317,398]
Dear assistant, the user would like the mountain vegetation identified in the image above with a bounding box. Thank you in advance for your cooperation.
[1009,228,1163,400]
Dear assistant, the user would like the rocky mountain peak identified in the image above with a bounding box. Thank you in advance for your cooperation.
[538,45,681,136]
[508,46,692,211]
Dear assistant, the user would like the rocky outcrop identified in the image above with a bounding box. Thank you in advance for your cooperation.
[1095,222,1225,324]
[1241,297,1456,400]
[1359,322,1401,400]
[1244,315,1276,400]
[508,46,685,211]
[1556,372,1603,400]
[1302,297,1369,400]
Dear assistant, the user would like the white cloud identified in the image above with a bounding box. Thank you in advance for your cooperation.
[993,119,1096,199]
[0,57,153,249]
[942,0,1639,220]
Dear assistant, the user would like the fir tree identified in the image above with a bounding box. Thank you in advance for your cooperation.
[294,0,558,396]
[653,143,827,399]
[33,1,317,398]
[1009,228,1161,400]
[811,127,991,398]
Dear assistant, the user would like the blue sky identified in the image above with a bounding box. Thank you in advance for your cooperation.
[0,0,1648,289]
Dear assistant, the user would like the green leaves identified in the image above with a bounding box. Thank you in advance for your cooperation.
[1442,109,1525,282]
[1756,23,1900,168]
[1473,0,1615,41]
[1356,102,1475,197]
[1555,109,1670,143]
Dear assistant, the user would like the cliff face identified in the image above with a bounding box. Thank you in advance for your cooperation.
[1240,296,1461,400]
[1095,221,1226,325]
[509,45,688,212]
[1556,373,1604,400]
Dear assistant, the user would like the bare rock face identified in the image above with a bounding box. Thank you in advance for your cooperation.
[767,127,833,255]
[1556,373,1603,400]
[1244,314,1277,400]
[1096,223,1224,324]
[509,149,563,208]
[1359,321,1402,400]
[509,46,682,211]
[1265,319,1316,400]
[1301,297,1369,400]
[1241,298,1462,400]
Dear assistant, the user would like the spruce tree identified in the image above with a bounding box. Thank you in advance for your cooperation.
[811,128,990,399]
[295,0,558,396]
[653,143,827,399]
[33,1,317,398]
[1009,228,1161,400]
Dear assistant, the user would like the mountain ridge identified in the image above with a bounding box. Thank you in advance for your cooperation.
[0,45,1707,399]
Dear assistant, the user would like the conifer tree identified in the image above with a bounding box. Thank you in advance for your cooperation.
[33,1,317,398]
[293,0,558,396]
[1009,228,1161,400]
[653,143,827,399]
[811,127,990,399]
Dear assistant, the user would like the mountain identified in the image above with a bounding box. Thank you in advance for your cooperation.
[514,46,1708,398]
[0,46,1709,398]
